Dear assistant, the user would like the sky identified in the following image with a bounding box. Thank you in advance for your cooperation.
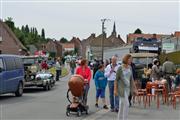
[0,0,179,42]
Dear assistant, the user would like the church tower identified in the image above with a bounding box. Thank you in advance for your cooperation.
[111,22,117,36]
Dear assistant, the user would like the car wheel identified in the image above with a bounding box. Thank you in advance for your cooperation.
[43,84,49,91]
[48,84,51,90]
[15,82,23,97]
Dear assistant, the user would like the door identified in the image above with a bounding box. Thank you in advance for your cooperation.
[4,57,17,92]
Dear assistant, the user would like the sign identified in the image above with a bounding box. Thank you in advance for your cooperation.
[162,43,175,53]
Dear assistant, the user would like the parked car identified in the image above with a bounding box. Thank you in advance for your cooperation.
[130,53,158,79]
[21,56,55,90]
[0,54,24,96]
[130,37,161,54]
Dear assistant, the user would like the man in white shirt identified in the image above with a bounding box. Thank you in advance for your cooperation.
[104,56,120,112]
[55,58,61,81]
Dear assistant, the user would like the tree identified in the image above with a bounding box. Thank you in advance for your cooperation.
[60,37,68,43]
[41,28,45,39]
[4,17,49,48]
[74,47,78,55]
[25,25,29,33]
[134,28,142,34]
[4,17,15,31]
[21,25,25,32]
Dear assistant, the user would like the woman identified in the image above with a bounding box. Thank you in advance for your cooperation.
[114,54,137,120]
[75,59,92,105]
[150,60,161,81]
[94,64,108,109]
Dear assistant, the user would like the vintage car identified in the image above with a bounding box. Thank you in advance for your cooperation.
[21,56,55,90]
[130,37,162,54]
[130,53,158,79]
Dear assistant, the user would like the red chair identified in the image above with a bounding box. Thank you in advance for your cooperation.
[132,80,146,105]
[144,82,160,108]
[169,87,180,109]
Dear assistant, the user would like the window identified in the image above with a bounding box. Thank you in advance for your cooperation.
[15,58,23,69]
[5,58,16,70]
[0,58,4,69]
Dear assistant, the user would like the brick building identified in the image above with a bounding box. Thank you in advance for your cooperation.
[45,39,63,57]
[81,22,125,59]
[0,19,27,55]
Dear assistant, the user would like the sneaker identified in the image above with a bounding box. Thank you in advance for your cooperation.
[110,109,115,112]
[103,105,109,109]
[95,103,98,108]
[115,109,119,113]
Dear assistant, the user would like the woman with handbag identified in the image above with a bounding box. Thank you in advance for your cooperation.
[114,54,137,120]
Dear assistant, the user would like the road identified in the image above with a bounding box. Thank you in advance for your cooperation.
[0,72,180,120]
[0,73,103,120]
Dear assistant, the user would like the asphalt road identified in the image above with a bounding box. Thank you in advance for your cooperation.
[0,72,180,120]
[0,73,107,120]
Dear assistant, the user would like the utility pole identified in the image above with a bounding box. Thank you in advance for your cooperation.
[101,18,109,62]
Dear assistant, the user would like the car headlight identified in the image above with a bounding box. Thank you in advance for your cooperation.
[153,44,157,46]
[141,43,144,46]
[31,75,35,79]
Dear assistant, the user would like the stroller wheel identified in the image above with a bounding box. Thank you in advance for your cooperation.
[85,109,89,115]
[77,109,81,117]
[85,106,89,115]
[66,110,70,116]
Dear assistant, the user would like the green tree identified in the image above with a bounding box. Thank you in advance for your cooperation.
[21,25,25,32]
[74,47,78,54]
[25,25,29,33]
[134,28,142,34]
[4,17,49,48]
[41,28,45,39]
[60,37,68,43]
[5,17,15,31]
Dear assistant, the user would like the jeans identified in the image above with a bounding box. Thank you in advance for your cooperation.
[56,70,61,81]
[108,81,119,110]
[118,90,129,120]
[83,83,90,105]
[71,68,75,75]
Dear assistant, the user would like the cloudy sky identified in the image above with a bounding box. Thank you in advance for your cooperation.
[0,0,179,42]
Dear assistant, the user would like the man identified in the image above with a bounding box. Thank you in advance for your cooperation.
[55,58,61,81]
[104,56,120,112]
[162,57,176,92]
[69,59,76,75]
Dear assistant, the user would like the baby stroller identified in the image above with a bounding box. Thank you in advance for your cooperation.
[66,75,89,117]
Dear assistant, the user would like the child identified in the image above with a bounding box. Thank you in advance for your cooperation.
[94,64,108,109]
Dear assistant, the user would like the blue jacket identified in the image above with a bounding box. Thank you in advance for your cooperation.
[94,70,107,89]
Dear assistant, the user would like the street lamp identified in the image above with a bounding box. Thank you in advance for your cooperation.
[101,18,110,62]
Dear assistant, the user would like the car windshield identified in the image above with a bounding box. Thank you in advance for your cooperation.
[22,58,37,64]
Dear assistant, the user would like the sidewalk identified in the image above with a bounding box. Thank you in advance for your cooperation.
[83,101,180,120]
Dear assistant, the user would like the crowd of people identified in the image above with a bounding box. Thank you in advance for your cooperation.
[67,54,180,120]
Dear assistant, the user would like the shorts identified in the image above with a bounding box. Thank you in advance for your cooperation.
[96,88,105,98]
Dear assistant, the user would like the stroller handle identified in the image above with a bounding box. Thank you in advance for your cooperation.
[66,89,72,104]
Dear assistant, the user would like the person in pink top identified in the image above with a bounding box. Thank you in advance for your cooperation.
[76,59,92,105]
